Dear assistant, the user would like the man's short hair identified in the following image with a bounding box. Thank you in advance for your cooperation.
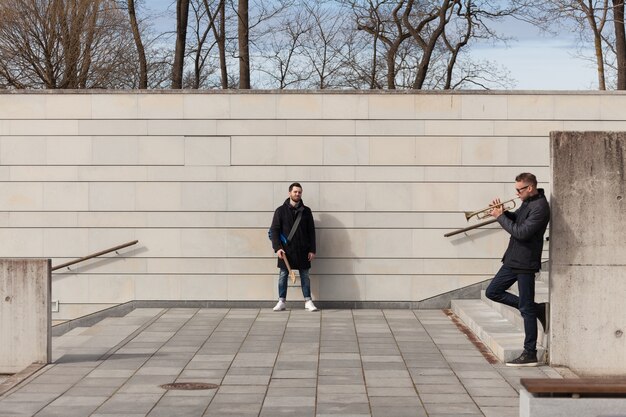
[516,173,537,187]
[289,182,302,191]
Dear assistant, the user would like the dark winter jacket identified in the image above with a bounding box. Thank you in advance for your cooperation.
[497,189,550,272]
[270,198,316,270]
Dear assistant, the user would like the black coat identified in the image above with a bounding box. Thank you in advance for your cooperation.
[497,189,550,272]
[270,198,316,270]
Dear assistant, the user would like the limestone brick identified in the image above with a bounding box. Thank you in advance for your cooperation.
[369,136,416,165]
[79,120,147,136]
[276,136,324,165]
[148,119,217,136]
[230,94,277,119]
[461,95,508,120]
[181,229,228,257]
[0,183,43,211]
[231,136,277,165]
[318,275,366,301]
[45,94,92,119]
[415,137,461,165]
[554,95,601,120]
[415,94,461,119]
[87,275,135,303]
[92,94,138,119]
[138,136,185,165]
[227,275,275,300]
[356,120,423,136]
[424,120,494,136]
[185,136,231,166]
[0,94,46,119]
[318,183,366,211]
[181,182,228,211]
[135,229,181,257]
[183,94,230,119]
[322,95,368,119]
[178,276,229,300]
[134,275,180,300]
[365,275,412,301]
[507,95,555,120]
[460,137,508,165]
[286,119,356,136]
[227,182,274,211]
[218,120,285,136]
[356,166,423,181]
[0,228,44,257]
[51,273,89,303]
[43,182,89,211]
[91,136,139,165]
[323,136,369,165]
[47,136,92,165]
[88,182,136,211]
[10,212,78,228]
[368,94,415,119]
[493,120,564,136]
[365,183,413,211]
[276,94,323,119]
[600,95,626,120]
[43,228,89,257]
[79,166,148,181]
[1,137,47,165]
[19,165,77,185]
[138,94,184,119]
[135,182,181,211]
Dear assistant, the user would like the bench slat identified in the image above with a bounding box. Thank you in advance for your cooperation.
[521,378,626,394]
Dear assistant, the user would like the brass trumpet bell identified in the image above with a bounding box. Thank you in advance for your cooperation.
[464,197,518,221]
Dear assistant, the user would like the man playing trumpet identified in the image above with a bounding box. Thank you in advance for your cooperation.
[486,172,550,367]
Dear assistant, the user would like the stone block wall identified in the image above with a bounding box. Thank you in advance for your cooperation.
[1,91,625,319]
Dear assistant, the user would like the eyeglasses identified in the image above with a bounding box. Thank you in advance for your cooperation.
[515,185,530,193]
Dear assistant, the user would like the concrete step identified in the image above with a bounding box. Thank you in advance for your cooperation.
[451,299,546,363]
[481,275,549,333]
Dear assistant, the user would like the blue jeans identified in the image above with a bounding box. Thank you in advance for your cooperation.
[485,265,539,354]
[278,268,311,300]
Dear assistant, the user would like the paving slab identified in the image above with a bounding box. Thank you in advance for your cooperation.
[0,308,569,417]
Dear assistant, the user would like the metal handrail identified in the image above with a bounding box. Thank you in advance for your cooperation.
[51,240,139,271]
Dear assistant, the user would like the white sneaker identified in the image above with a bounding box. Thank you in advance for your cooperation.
[273,300,286,311]
[304,300,318,312]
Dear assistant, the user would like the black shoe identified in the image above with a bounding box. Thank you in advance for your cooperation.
[506,351,539,367]
[537,302,549,332]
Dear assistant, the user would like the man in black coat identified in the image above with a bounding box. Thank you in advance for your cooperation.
[486,172,550,367]
[270,182,317,311]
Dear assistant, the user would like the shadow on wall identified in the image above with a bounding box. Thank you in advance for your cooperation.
[314,213,359,302]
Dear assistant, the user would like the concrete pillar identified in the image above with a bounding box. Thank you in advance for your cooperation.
[0,259,51,373]
[550,132,626,376]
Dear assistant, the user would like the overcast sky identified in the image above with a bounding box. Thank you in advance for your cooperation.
[146,2,599,91]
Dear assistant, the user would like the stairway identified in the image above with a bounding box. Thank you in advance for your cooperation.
[451,267,549,363]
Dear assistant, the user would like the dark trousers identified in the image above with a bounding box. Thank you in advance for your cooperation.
[485,265,539,354]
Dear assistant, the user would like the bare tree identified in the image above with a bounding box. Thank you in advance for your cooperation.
[172,0,190,88]
[127,0,148,88]
[0,0,138,89]
[613,0,626,88]
[237,0,250,88]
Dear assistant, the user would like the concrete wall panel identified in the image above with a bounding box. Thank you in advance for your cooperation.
[0,91,620,322]
[550,131,626,376]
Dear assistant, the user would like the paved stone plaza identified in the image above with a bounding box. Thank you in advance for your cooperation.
[0,308,563,417]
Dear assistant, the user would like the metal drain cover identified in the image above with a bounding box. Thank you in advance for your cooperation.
[160,382,219,390]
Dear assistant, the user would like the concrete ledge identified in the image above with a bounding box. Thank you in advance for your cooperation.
[520,387,626,417]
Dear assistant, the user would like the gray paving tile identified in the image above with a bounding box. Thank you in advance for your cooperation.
[370,406,427,417]
[423,402,482,415]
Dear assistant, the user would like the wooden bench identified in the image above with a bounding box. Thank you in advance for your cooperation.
[522,378,626,397]
[520,378,626,417]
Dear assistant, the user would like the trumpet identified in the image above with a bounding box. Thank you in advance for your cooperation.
[464,197,519,221]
